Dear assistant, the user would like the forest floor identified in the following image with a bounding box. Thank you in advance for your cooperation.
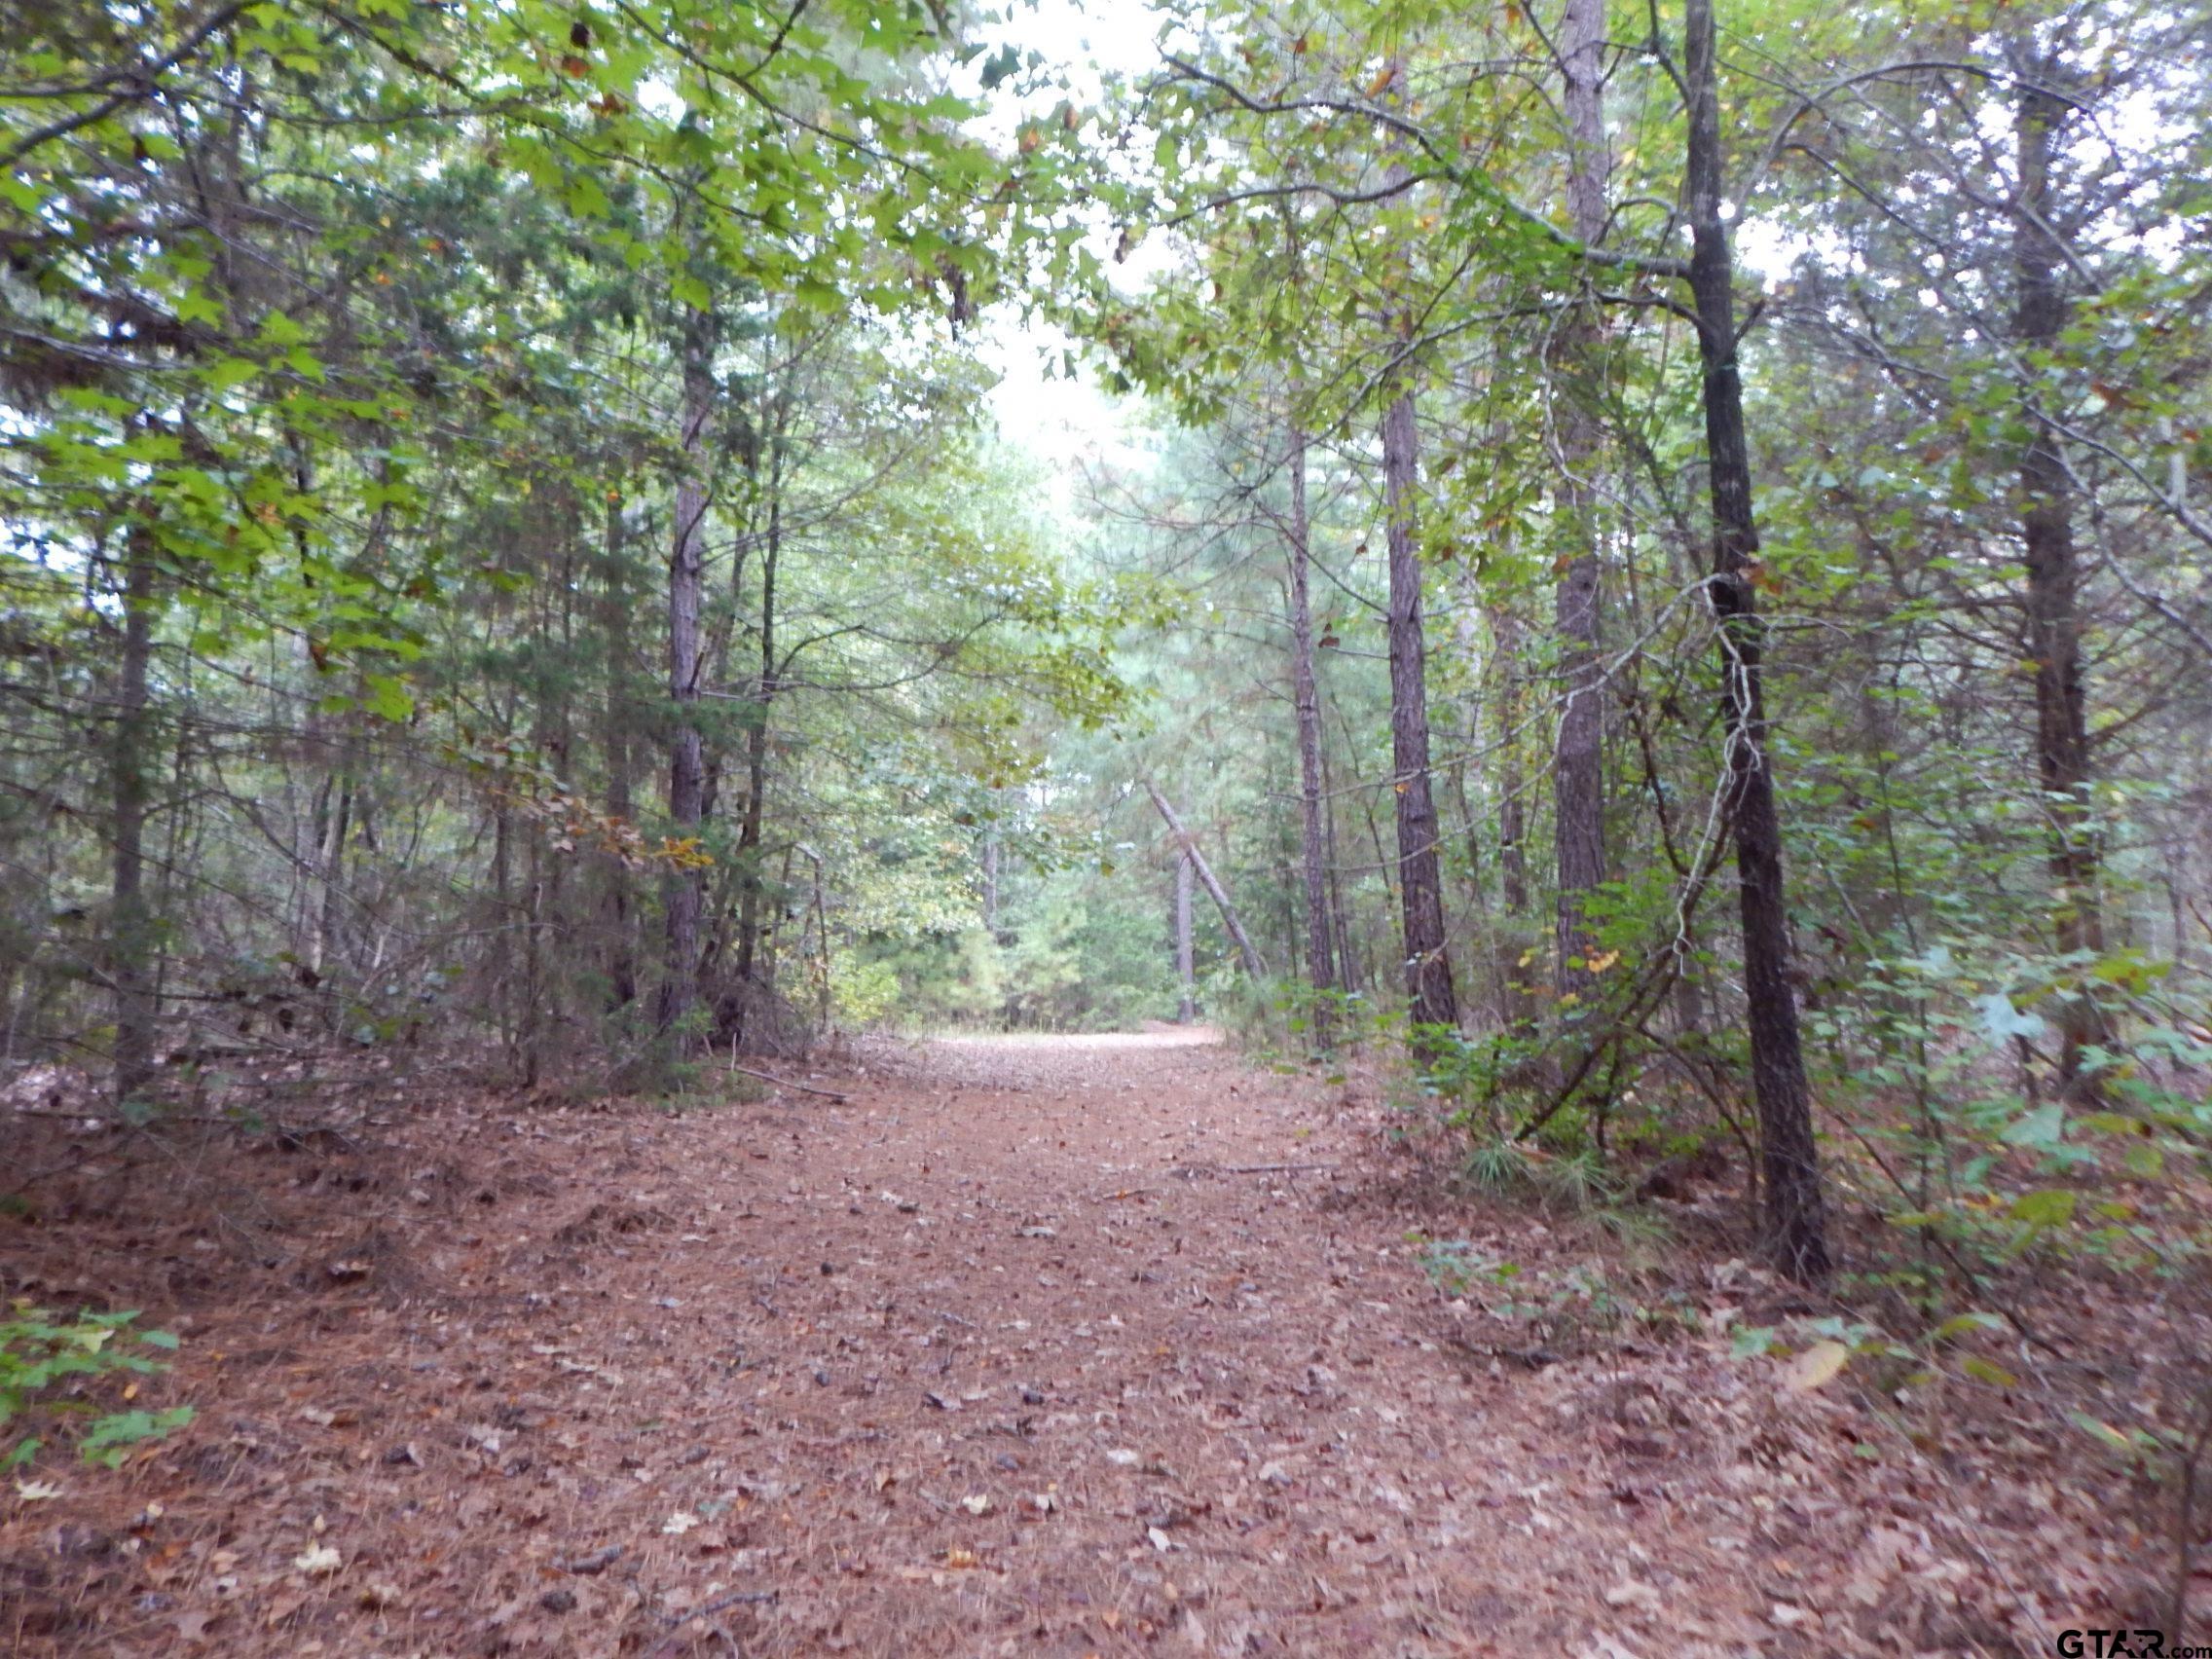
[0,1030,2173,1656]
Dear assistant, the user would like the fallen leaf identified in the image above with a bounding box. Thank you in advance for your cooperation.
[1786,1340,1850,1392]
[15,1480,63,1501]
[661,1511,698,1535]
[960,1493,991,1515]
[292,1544,343,1576]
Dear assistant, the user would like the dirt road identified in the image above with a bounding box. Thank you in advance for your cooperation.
[4,1032,2105,1655]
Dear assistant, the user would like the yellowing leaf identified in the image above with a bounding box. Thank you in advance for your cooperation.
[14,1480,63,1501]
[1785,1340,1850,1392]
[1959,1355,2018,1388]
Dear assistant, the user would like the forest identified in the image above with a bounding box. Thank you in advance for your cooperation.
[3,0,2211,1652]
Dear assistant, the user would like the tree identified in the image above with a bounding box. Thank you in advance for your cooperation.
[1549,0,1610,1021]
[1683,0,1828,1281]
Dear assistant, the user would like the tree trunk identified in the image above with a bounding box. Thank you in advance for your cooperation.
[980,828,1001,936]
[1490,605,1539,1040]
[601,494,639,1009]
[1142,780,1269,977]
[1493,603,1532,920]
[729,411,787,1040]
[109,527,159,1104]
[1284,418,1337,1003]
[315,774,350,994]
[2012,62,2107,1095]
[1378,61,1459,1049]
[1174,850,1197,1023]
[1685,0,1829,1284]
[1381,389,1459,1042]
[1321,744,1359,992]
[1551,0,1609,1010]
[657,299,716,1044]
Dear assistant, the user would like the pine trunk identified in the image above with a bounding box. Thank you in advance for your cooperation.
[1685,0,1829,1283]
[1175,851,1197,1023]
[657,301,716,1043]
[1144,781,1269,978]
[601,494,639,1009]
[1285,419,1337,1003]
[1552,0,1608,1011]
[109,527,159,1104]
[1381,389,1459,1041]
[2012,67,2107,1094]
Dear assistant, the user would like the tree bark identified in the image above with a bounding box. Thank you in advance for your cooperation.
[1381,389,1459,1041]
[980,829,1001,936]
[1143,780,1269,978]
[1377,61,1459,1049]
[109,526,159,1103]
[2012,60,2107,1094]
[1490,602,1538,1039]
[601,493,639,1009]
[1685,0,1829,1283]
[1551,0,1609,1010]
[657,298,716,1043]
[1284,418,1337,1003]
[1174,850,1197,1023]
[729,390,792,1044]
[315,774,350,990]
[1495,606,1531,920]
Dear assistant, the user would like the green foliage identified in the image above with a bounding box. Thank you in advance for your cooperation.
[1803,926,2212,1282]
[1,1307,193,1469]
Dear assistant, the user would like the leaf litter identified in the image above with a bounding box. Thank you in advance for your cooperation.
[0,1028,2190,1654]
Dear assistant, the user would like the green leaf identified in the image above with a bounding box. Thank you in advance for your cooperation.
[2010,1189,2077,1227]
[205,357,261,393]
[1976,992,2046,1042]
[2123,1141,2164,1179]
[1958,1355,2017,1387]
[77,1406,194,1468]
[363,675,415,722]
[1931,1311,2004,1342]
[2001,1103,2066,1148]
[2072,1411,2136,1456]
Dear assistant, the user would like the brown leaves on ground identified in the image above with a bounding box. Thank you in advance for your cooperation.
[0,1032,2185,1654]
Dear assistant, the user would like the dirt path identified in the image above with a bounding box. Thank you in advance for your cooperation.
[5,1033,2113,1655]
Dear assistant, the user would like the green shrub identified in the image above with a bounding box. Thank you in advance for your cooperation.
[2,1305,194,1469]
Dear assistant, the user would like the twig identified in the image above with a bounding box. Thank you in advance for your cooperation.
[4,1106,287,1125]
[727,1059,847,1101]
[1171,1161,1337,1177]
[646,1588,778,1656]
[662,1587,777,1626]
[552,1544,623,1574]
